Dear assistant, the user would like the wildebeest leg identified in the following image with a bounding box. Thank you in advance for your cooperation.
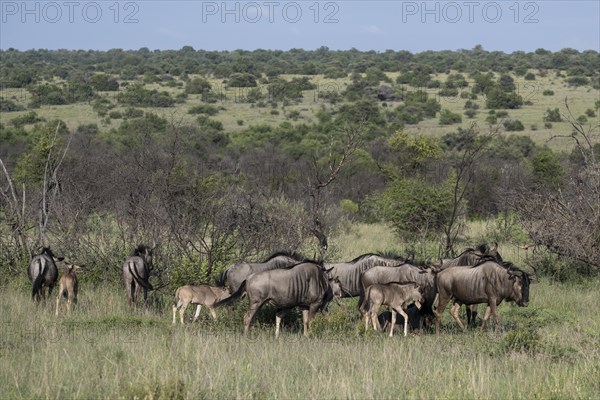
[208,307,218,321]
[275,309,287,339]
[467,304,479,327]
[397,307,410,337]
[434,295,451,335]
[243,303,262,336]
[490,301,500,333]
[179,302,190,324]
[55,289,61,316]
[389,310,396,337]
[302,309,310,336]
[143,287,148,305]
[480,306,492,332]
[369,301,382,332]
[172,301,179,324]
[193,305,202,322]
[304,305,320,336]
[450,303,466,331]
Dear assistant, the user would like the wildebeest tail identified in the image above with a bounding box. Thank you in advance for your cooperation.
[359,286,371,315]
[31,259,46,300]
[214,280,246,308]
[215,267,228,287]
[128,263,154,290]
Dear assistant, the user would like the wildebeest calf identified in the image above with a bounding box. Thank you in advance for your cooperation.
[55,264,82,316]
[172,284,230,324]
[360,282,424,337]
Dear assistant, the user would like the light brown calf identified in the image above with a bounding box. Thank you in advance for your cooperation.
[55,264,82,316]
[360,282,423,337]
[172,284,230,324]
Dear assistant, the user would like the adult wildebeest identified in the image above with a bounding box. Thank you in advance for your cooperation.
[218,251,304,293]
[325,253,406,298]
[436,243,503,326]
[360,282,424,337]
[29,247,63,302]
[55,264,82,316]
[122,244,155,307]
[172,284,230,324]
[434,261,531,334]
[359,263,437,330]
[214,261,342,338]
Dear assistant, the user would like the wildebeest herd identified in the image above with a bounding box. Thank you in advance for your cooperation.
[28,243,532,337]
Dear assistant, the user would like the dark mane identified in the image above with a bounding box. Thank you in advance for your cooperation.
[262,251,304,263]
[284,259,324,269]
[476,243,490,254]
[39,246,54,257]
[132,244,150,257]
[376,250,407,261]
[456,247,476,257]
[348,253,380,263]
[472,256,503,268]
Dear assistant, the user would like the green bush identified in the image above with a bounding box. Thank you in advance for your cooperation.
[501,328,541,354]
[439,109,462,125]
[503,119,525,131]
[377,177,456,240]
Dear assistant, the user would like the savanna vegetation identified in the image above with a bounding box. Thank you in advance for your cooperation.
[0,46,599,399]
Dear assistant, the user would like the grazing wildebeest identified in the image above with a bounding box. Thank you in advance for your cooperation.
[172,284,230,324]
[377,310,420,335]
[122,244,155,307]
[218,251,304,293]
[360,282,424,337]
[359,263,436,330]
[437,243,503,326]
[434,261,531,334]
[325,253,406,298]
[29,247,63,302]
[55,264,82,316]
[214,261,342,338]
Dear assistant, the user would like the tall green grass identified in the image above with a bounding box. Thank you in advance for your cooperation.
[1,275,598,399]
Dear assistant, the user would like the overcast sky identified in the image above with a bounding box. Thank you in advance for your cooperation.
[1,1,599,52]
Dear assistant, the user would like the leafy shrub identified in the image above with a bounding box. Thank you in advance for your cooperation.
[524,72,536,80]
[10,111,44,127]
[543,108,562,122]
[439,109,462,125]
[542,89,554,96]
[566,76,589,87]
[0,97,25,112]
[188,104,219,116]
[117,84,175,107]
[503,119,525,131]
[377,177,455,240]
[185,77,212,94]
[227,72,258,87]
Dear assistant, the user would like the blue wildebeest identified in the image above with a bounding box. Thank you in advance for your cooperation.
[434,260,531,334]
[214,261,342,338]
[55,263,82,316]
[172,284,230,324]
[122,244,155,307]
[360,282,424,337]
[218,251,304,293]
[325,253,406,298]
[437,243,503,326]
[29,247,64,302]
[359,263,437,330]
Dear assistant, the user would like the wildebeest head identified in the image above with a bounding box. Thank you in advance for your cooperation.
[406,283,424,310]
[320,273,342,313]
[133,243,155,270]
[38,246,64,262]
[507,268,531,307]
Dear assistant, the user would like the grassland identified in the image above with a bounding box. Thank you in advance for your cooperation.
[2,70,598,152]
[1,224,599,399]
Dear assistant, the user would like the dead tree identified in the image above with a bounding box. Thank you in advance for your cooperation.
[308,121,365,258]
